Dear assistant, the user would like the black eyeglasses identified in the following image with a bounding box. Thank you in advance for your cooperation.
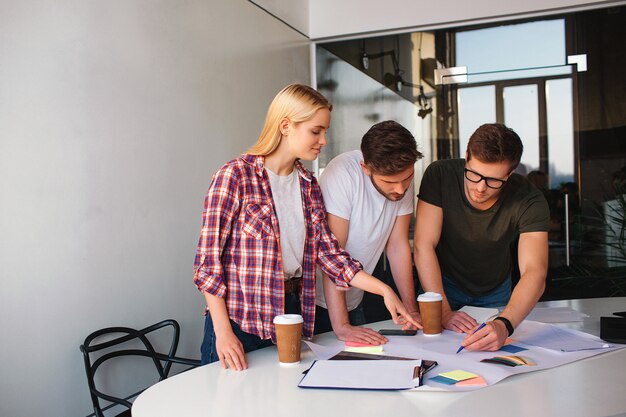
[463,168,508,189]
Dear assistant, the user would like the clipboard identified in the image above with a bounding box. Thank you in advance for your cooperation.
[298,358,437,390]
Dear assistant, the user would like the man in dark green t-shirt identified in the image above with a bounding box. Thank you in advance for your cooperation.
[413,123,549,352]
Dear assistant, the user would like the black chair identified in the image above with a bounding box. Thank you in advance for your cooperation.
[80,319,201,417]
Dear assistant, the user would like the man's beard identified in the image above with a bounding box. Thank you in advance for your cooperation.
[370,175,405,201]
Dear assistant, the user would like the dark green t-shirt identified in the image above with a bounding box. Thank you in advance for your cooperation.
[418,159,550,296]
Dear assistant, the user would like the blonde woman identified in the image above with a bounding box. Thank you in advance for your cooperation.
[194,84,418,370]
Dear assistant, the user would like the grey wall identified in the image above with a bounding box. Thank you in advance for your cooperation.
[0,1,310,416]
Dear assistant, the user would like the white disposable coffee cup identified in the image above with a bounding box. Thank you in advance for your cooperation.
[273,314,304,366]
[417,292,443,336]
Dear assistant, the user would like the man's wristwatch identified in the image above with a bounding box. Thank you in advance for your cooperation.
[494,316,514,336]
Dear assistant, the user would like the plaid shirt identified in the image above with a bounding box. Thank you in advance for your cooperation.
[194,154,362,341]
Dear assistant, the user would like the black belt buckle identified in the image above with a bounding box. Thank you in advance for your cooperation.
[284,277,302,294]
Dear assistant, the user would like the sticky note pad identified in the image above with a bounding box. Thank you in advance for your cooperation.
[456,376,488,387]
[429,375,458,385]
[499,344,527,353]
[439,370,478,381]
[345,341,381,348]
[344,345,384,354]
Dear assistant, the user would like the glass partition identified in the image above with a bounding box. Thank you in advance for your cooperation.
[503,84,540,173]
[315,6,626,299]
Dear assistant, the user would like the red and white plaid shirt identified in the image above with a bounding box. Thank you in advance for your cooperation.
[194,154,362,340]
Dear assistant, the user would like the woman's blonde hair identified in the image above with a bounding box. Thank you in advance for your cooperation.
[248,84,332,156]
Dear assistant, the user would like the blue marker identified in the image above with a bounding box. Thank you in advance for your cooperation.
[456,322,488,354]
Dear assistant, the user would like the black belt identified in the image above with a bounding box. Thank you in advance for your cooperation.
[284,277,302,294]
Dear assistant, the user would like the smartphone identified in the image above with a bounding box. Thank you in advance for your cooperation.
[378,329,417,336]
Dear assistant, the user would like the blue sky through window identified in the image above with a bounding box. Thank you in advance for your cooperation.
[456,19,570,83]
[455,19,574,186]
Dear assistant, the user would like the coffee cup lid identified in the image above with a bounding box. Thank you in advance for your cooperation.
[273,314,304,324]
[417,292,443,302]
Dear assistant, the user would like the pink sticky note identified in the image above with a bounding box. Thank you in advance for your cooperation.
[456,376,488,387]
[345,341,381,347]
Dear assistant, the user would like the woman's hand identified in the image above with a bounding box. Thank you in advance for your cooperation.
[349,271,421,330]
[214,328,248,371]
[403,310,423,331]
[204,292,247,370]
[382,286,422,329]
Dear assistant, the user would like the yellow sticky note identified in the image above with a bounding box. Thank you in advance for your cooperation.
[344,345,384,354]
[439,370,478,381]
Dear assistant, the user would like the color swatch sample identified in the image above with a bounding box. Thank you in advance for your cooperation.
[499,344,528,353]
[481,355,536,366]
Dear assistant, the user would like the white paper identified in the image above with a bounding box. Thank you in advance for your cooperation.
[353,325,623,391]
[459,306,500,323]
[299,360,422,390]
[303,340,344,360]
[303,319,625,392]
[525,306,588,323]
[513,320,611,351]
[458,305,589,324]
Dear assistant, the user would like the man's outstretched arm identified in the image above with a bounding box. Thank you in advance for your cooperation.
[413,199,477,332]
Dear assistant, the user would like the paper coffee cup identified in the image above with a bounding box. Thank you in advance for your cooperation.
[418,292,443,336]
[273,314,304,366]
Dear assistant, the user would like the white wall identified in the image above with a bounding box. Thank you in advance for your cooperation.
[249,0,309,35]
[0,1,310,416]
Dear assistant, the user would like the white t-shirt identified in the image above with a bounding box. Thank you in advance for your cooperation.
[315,150,414,310]
[266,167,305,279]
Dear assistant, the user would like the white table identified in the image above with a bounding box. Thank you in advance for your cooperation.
[133,298,626,417]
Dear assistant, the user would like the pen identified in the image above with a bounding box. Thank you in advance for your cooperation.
[456,321,488,354]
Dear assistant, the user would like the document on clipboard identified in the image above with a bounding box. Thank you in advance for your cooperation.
[298,359,425,390]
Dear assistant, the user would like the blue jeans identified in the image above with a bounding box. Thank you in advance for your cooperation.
[313,303,366,335]
[442,275,512,311]
[200,292,301,365]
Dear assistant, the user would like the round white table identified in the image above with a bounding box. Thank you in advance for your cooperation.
[133,298,626,417]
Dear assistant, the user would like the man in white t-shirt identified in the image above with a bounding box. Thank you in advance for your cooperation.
[314,120,423,344]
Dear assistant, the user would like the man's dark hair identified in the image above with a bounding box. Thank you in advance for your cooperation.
[466,123,523,170]
[360,120,422,175]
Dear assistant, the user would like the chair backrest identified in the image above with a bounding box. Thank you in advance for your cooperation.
[80,319,200,417]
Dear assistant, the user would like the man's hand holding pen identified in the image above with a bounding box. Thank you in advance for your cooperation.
[457,318,509,352]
